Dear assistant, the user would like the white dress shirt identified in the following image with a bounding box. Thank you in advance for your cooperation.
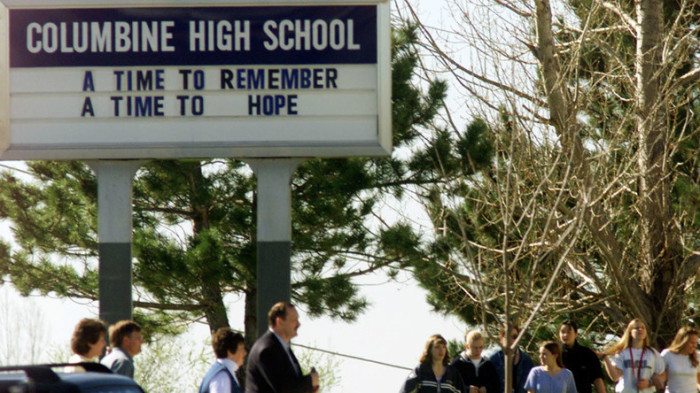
[208,358,240,393]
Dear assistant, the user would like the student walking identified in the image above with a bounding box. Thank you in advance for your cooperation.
[601,319,664,393]
[660,326,700,393]
[524,341,577,393]
[400,334,467,393]
[558,320,605,393]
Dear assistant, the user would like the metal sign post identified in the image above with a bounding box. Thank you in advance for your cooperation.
[247,159,303,336]
[87,160,143,325]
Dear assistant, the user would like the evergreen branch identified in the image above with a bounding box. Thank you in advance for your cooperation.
[292,251,406,277]
[132,300,203,311]
[332,258,405,278]
[135,204,195,217]
[369,177,449,191]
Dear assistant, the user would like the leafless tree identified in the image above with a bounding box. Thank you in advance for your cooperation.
[0,286,50,365]
[396,1,700,387]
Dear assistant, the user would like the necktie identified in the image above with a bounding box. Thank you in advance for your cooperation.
[288,347,301,376]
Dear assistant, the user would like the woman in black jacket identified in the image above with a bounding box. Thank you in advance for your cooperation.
[400,334,467,393]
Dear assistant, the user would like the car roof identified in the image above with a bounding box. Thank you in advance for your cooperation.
[60,370,141,388]
[0,363,145,393]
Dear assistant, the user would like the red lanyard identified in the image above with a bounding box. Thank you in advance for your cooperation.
[628,347,646,380]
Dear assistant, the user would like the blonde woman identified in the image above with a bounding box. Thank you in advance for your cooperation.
[660,326,700,393]
[601,319,665,393]
[400,334,467,393]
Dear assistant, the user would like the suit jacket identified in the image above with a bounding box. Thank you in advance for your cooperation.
[245,331,313,393]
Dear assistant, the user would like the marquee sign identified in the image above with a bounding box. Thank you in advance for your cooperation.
[0,0,391,159]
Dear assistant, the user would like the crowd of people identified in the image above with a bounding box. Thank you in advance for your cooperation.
[68,301,319,393]
[68,310,699,393]
[399,320,700,393]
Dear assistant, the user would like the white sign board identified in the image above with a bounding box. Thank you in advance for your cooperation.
[0,0,391,159]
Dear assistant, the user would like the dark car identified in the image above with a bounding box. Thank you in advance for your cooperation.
[0,363,145,393]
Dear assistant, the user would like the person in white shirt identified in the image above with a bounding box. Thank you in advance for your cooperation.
[199,328,247,393]
[601,319,665,393]
[660,326,700,393]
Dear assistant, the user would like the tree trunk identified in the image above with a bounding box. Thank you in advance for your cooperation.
[191,163,231,331]
[635,0,684,348]
[202,282,230,330]
[504,352,513,393]
[533,0,650,322]
[244,288,258,349]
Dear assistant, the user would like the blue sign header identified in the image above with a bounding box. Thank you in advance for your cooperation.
[10,5,377,67]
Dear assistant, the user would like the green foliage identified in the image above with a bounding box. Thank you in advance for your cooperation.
[398,116,498,326]
[391,24,447,146]
[447,338,463,361]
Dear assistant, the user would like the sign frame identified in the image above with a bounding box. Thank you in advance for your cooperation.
[0,0,391,160]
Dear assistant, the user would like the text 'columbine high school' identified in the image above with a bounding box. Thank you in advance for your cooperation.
[25,19,361,54]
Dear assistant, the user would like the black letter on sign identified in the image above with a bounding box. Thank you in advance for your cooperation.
[83,71,95,91]
[81,97,95,117]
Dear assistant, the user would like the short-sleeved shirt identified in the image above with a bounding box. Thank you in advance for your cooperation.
[611,347,664,393]
[660,349,700,393]
[561,341,604,393]
[524,366,577,393]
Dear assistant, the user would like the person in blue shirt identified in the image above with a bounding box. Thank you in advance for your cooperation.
[488,322,535,393]
[525,341,577,393]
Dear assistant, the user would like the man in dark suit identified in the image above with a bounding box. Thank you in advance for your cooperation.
[199,328,247,393]
[245,301,320,393]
